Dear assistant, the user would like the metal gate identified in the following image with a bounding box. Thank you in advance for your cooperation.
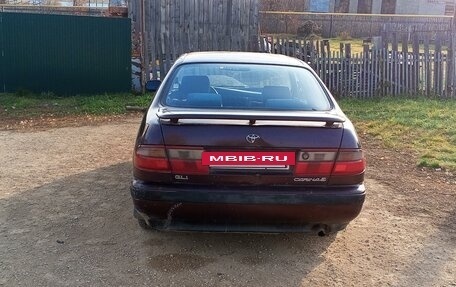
[0,12,131,94]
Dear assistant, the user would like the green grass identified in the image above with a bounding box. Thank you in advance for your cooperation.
[340,97,456,171]
[0,92,152,117]
[1,92,454,171]
[328,38,365,54]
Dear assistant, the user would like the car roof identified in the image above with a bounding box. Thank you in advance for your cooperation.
[176,51,309,68]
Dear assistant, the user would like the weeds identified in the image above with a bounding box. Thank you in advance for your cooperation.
[340,97,456,171]
[0,92,152,117]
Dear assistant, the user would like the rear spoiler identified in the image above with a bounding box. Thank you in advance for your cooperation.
[157,109,345,127]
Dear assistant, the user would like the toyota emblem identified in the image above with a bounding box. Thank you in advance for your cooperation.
[246,134,260,144]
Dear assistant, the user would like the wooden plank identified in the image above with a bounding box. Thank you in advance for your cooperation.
[354,53,358,97]
[435,34,442,96]
[178,0,185,56]
[187,0,194,51]
[320,41,326,85]
[402,34,409,95]
[163,0,170,72]
[368,49,373,98]
[412,33,420,93]
[198,0,202,51]
[382,47,387,96]
[388,48,393,96]
[250,0,260,52]
[169,0,176,63]
[336,51,343,97]
[375,49,381,96]
[392,32,398,52]
[380,49,393,96]
[224,0,231,50]
[242,0,249,51]
[390,49,395,96]
[345,43,351,96]
[315,40,320,78]
[328,50,333,92]
[213,0,220,51]
[364,47,370,98]
[146,0,154,79]
[449,20,456,98]
[157,0,164,79]
[424,37,431,96]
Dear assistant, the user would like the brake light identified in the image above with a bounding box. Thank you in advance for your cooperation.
[294,150,337,176]
[168,147,209,174]
[134,145,170,172]
[333,149,365,175]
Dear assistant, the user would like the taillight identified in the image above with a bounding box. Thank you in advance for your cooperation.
[134,145,170,172]
[333,149,365,175]
[294,150,337,176]
[168,147,209,174]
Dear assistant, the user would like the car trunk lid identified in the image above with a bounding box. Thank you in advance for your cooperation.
[152,108,353,186]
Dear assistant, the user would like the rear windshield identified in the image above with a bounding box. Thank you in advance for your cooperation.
[160,63,331,111]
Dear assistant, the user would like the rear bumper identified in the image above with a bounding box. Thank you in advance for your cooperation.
[130,180,365,233]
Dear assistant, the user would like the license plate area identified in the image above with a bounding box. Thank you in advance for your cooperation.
[202,151,295,168]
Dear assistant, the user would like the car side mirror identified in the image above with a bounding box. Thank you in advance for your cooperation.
[145,80,161,92]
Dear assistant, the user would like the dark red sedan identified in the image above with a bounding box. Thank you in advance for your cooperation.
[131,52,365,235]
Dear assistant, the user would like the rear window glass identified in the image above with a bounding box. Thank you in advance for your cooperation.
[160,63,331,111]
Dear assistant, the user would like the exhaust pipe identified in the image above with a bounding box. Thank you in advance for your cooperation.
[312,224,331,236]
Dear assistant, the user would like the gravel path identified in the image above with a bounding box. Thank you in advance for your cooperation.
[0,117,454,287]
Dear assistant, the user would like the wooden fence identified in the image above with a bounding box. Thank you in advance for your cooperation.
[130,1,454,98]
[143,34,454,98]
[266,33,454,98]
[130,0,259,84]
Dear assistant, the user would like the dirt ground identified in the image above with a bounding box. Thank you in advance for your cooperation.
[0,115,455,287]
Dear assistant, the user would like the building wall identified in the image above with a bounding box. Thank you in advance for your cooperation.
[329,0,336,12]
[390,0,446,15]
[395,0,419,14]
[294,0,448,15]
[372,0,382,14]
[418,0,446,15]
[349,0,358,12]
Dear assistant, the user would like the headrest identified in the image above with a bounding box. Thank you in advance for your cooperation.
[180,76,211,94]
